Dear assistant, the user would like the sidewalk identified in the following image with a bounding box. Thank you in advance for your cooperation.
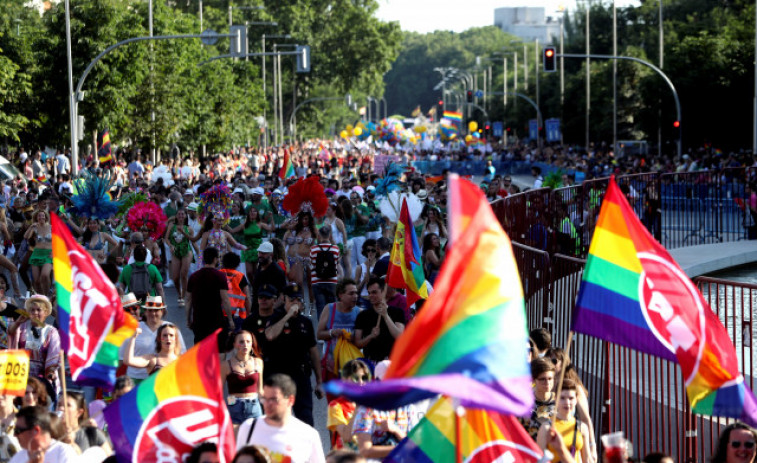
[669,241,757,277]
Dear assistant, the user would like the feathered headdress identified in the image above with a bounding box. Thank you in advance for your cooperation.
[198,183,232,226]
[127,201,167,241]
[379,191,424,223]
[282,176,328,217]
[69,170,123,220]
[117,192,148,217]
[372,163,406,198]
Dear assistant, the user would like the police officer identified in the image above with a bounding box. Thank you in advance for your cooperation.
[263,283,324,426]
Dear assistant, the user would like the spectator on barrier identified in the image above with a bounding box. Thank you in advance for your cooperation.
[711,422,757,463]
[0,393,20,462]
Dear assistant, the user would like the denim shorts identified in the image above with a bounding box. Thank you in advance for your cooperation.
[227,397,262,424]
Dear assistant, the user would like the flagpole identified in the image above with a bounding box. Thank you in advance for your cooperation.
[454,398,464,463]
[59,351,72,431]
[551,330,574,424]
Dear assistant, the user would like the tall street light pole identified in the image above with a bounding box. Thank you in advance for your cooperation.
[660,0,664,157]
[585,0,591,151]
[65,0,77,171]
[613,0,617,155]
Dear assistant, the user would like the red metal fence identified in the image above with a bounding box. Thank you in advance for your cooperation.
[505,219,757,462]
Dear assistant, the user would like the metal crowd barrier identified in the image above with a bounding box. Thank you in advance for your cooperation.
[506,219,757,462]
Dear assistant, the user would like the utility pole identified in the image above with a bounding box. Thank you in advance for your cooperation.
[613,0,618,155]
[585,0,591,151]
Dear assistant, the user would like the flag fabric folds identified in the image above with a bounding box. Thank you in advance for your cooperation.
[387,198,429,306]
[573,177,757,425]
[104,329,235,463]
[442,111,462,124]
[52,214,136,389]
[98,128,113,167]
[325,175,533,416]
[278,149,295,180]
[386,396,543,463]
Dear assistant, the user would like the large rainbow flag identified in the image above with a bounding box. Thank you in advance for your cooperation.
[52,214,136,388]
[278,148,295,180]
[325,175,533,415]
[104,329,235,462]
[387,198,429,306]
[386,396,543,463]
[573,177,757,424]
[442,111,462,124]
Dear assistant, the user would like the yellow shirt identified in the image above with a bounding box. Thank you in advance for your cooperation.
[550,416,583,463]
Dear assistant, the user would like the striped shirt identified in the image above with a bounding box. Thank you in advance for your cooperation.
[310,243,340,284]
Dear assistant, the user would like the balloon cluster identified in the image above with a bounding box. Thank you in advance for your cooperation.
[340,118,420,146]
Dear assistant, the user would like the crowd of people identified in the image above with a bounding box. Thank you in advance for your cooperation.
[0,139,753,463]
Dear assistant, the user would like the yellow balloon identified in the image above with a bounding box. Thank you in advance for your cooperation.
[354,127,363,136]
[413,125,427,133]
[340,130,348,139]
[346,124,354,132]
[465,134,473,143]
[468,121,478,132]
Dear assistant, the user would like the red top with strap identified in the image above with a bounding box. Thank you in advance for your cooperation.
[226,361,260,394]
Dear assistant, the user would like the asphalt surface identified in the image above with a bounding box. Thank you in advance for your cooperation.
[160,281,332,452]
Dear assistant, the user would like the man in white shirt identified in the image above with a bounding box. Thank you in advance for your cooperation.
[55,150,70,176]
[237,374,325,463]
[9,406,77,463]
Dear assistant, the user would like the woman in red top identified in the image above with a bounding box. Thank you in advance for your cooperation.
[221,330,264,427]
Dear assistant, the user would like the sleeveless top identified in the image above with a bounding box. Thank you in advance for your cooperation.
[207,229,229,254]
[83,232,105,251]
[227,361,260,394]
[551,416,583,463]
[323,303,362,372]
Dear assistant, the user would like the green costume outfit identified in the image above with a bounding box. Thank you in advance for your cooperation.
[169,224,191,258]
[241,222,264,263]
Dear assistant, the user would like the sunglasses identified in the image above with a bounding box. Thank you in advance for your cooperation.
[143,301,164,309]
[366,248,376,253]
[14,426,32,436]
[731,441,756,449]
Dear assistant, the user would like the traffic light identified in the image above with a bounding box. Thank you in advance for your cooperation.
[673,120,680,128]
[296,45,311,73]
[543,47,556,73]
[466,90,473,103]
[438,100,444,106]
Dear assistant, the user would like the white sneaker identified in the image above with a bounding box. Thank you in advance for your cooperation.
[164,280,174,288]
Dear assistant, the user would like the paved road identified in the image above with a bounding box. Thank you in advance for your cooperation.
[160,282,332,452]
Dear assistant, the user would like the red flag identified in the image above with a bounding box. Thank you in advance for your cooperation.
[52,214,137,388]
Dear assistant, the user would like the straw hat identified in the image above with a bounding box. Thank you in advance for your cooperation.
[120,293,140,309]
[25,294,52,315]
[142,295,167,310]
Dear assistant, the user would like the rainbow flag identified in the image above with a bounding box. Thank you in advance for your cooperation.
[325,175,533,415]
[278,148,295,180]
[98,128,113,167]
[104,329,236,462]
[443,111,462,123]
[387,198,429,306]
[573,177,757,425]
[386,396,543,463]
[52,214,137,389]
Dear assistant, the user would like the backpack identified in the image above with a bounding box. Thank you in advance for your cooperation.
[314,245,337,280]
[129,264,153,301]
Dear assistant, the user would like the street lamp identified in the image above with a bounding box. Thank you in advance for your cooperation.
[511,40,528,91]
[262,34,290,150]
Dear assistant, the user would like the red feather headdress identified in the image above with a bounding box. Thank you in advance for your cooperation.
[282,176,328,217]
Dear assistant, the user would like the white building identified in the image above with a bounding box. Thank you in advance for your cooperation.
[25,0,58,14]
[494,7,560,44]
